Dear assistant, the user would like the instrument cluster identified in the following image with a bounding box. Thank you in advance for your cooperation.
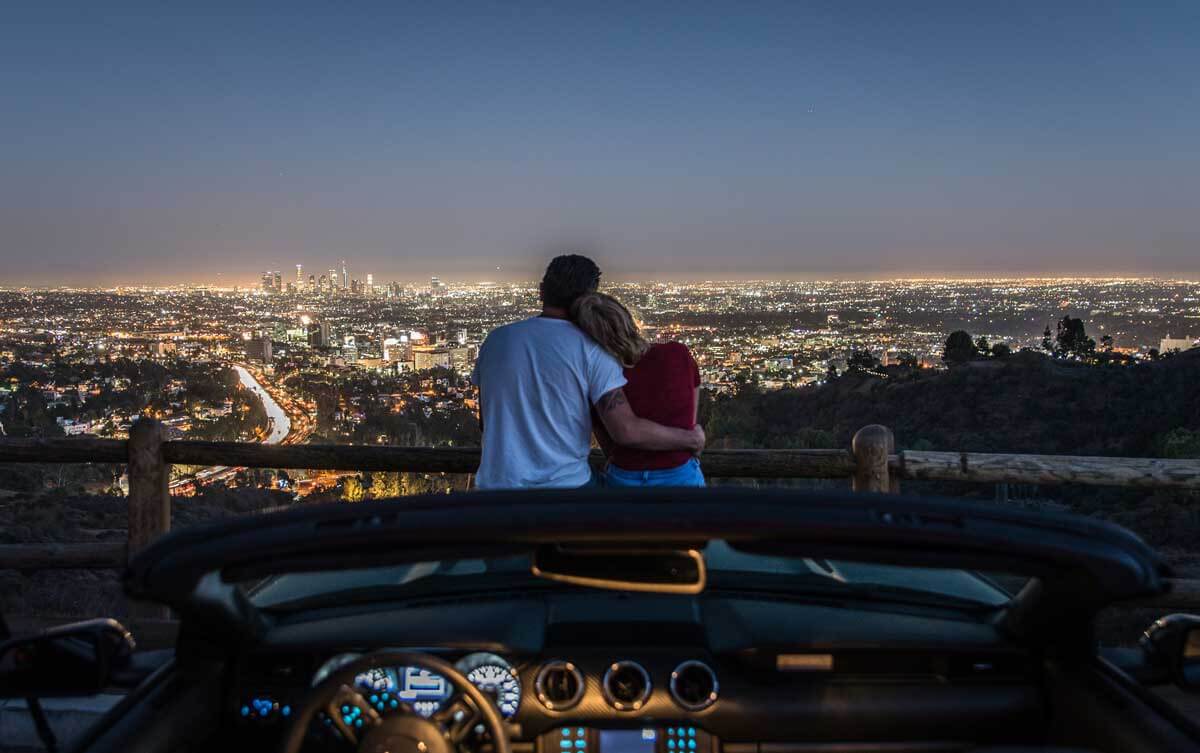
[311,651,523,719]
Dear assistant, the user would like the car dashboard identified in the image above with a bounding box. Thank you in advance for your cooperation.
[224,590,1052,752]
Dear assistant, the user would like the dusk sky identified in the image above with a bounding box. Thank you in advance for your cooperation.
[2,2,1198,286]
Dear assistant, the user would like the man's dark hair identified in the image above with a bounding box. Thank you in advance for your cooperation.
[539,254,601,310]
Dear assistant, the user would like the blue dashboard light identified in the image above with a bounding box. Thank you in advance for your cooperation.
[563,729,572,738]
[240,706,250,717]
[577,728,586,737]
[561,741,572,749]
[669,741,676,749]
[688,741,697,749]
[370,694,379,703]
[282,706,291,717]
[575,740,586,749]
[688,729,696,738]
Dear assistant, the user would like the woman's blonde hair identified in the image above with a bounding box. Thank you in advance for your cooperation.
[570,292,649,367]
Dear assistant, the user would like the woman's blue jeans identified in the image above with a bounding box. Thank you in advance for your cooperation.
[604,457,706,487]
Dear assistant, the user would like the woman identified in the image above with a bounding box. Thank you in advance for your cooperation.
[570,292,705,487]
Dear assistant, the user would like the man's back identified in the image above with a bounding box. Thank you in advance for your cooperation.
[472,316,625,489]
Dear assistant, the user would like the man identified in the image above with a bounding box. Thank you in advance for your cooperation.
[472,254,705,489]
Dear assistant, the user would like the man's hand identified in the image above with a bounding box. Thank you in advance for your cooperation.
[689,424,706,455]
[596,388,704,453]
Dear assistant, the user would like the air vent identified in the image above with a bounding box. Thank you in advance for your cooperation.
[535,660,585,710]
[670,661,718,711]
[602,661,651,711]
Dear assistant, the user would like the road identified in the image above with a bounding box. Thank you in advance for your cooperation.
[171,364,312,491]
[233,364,290,443]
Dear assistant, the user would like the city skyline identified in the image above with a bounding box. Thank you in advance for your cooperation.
[5,272,1200,292]
[4,2,1200,285]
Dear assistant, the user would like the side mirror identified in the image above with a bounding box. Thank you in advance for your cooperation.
[0,618,136,698]
[1140,613,1200,692]
[1183,624,1200,688]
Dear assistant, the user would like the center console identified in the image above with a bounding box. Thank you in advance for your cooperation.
[539,726,715,753]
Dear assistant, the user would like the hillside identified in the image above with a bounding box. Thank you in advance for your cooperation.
[705,348,1200,457]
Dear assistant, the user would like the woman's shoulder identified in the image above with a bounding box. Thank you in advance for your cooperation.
[644,341,694,366]
[649,341,692,357]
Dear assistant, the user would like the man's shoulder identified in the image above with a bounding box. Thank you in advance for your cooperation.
[481,317,538,346]
[480,318,595,361]
[486,317,536,336]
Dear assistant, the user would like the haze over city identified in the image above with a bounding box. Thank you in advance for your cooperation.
[3,1,1199,286]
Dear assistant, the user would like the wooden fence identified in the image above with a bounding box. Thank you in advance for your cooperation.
[2,420,1199,619]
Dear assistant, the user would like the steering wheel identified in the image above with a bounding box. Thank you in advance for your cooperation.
[280,651,512,753]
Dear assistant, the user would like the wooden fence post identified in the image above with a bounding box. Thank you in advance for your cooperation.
[127,417,170,619]
[852,424,895,494]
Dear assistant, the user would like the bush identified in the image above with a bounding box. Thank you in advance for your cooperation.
[1159,428,1200,459]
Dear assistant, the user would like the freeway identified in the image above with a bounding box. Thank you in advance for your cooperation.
[171,363,313,491]
[233,364,290,443]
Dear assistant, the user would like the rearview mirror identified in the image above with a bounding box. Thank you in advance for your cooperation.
[1140,613,1200,693]
[532,545,705,594]
[0,618,136,698]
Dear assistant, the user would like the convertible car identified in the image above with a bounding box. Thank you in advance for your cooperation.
[3,488,1200,753]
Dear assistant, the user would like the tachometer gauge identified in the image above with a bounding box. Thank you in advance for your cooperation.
[355,666,395,693]
[456,652,522,718]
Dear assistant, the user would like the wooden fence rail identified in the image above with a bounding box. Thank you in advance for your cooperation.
[2,421,1199,616]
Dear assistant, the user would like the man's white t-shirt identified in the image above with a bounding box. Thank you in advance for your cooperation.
[471,317,626,489]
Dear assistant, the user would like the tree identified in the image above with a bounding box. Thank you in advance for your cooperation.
[824,363,839,382]
[341,475,365,502]
[847,350,879,372]
[943,331,978,364]
[897,352,919,369]
[1100,334,1114,352]
[991,343,1012,359]
[1055,316,1095,359]
[369,472,402,499]
[1042,326,1054,353]
[401,473,434,496]
[975,337,990,357]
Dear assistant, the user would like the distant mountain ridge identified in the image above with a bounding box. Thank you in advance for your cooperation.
[705,348,1200,459]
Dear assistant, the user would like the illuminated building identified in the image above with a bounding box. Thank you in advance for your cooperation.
[413,345,450,371]
[246,336,272,363]
[449,346,472,373]
[382,337,409,363]
[1160,334,1196,353]
[308,321,332,348]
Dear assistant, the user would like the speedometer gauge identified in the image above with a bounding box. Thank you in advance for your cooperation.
[456,652,522,718]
